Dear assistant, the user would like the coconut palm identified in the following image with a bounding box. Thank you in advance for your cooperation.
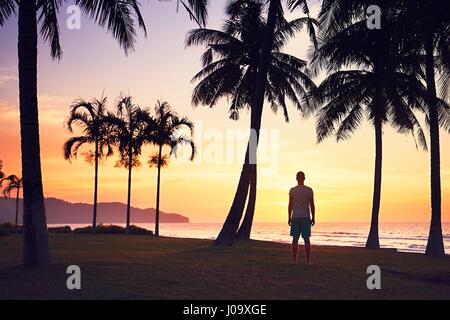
[145,101,196,237]
[105,96,149,232]
[313,0,431,249]
[0,0,149,266]
[63,97,115,232]
[187,0,317,244]
[1,175,23,227]
[395,0,450,257]
[317,0,450,254]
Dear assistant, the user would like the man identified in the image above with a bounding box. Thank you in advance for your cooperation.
[288,171,315,265]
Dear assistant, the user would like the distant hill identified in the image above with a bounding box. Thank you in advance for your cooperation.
[0,197,189,224]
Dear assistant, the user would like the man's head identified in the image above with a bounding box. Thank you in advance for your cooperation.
[296,171,305,184]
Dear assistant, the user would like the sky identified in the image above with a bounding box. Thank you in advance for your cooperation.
[0,1,449,223]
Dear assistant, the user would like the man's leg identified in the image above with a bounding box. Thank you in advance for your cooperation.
[291,236,299,264]
[304,237,312,265]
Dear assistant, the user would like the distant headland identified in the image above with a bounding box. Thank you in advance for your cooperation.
[0,197,189,224]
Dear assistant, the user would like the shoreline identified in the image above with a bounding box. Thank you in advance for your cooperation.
[43,222,450,255]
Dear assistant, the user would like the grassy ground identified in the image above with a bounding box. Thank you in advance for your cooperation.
[0,234,449,299]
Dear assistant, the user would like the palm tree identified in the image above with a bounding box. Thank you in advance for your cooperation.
[106,96,148,233]
[146,101,196,237]
[187,0,317,244]
[0,0,148,266]
[63,97,115,232]
[313,0,429,249]
[396,0,450,257]
[0,160,4,181]
[1,175,23,227]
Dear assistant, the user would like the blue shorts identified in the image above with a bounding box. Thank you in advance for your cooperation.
[290,218,311,239]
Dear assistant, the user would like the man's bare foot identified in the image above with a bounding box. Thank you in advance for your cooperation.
[290,261,298,265]
[306,262,313,267]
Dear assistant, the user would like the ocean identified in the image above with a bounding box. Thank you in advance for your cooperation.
[49,222,450,254]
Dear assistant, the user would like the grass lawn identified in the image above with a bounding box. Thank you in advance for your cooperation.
[0,234,449,299]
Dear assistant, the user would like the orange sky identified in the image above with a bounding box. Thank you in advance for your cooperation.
[0,1,449,223]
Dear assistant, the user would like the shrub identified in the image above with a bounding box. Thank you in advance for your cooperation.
[73,226,96,234]
[128,225,153,236]
[0,223,23,236]
[48,226,72,234]
[73,224,153,235]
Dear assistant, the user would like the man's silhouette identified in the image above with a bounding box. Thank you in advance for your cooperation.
[288,171,315,265]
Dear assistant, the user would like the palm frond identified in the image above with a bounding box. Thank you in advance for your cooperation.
[38,0,62,60]
[0,174,22,198]
[76,0,147,54]
[63,136,92,161]
[0,0,15,27]
[178,0,209,27]
[0,160,4,181]
[148,153,169,168]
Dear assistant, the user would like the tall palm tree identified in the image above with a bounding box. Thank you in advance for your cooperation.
[63,97,115,232]
[1,175,23,227]
[187,0,316,244]
[396,0,450,257]
[106,96,148,233]
[313,0,430,249]
[0,0,148,266]
[146,100,196,237]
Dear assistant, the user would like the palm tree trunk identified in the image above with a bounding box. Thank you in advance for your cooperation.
[236,163,257,239]
[92,139,99,233]
[15,187,20,227]
[215,0,279,246]
[236,106,264,240]
[424,32,445,257]
[366,117,382,249]
[155,144,163,238]
[18,0,51,266]
[214,149,251,245]
[126,150,133,234]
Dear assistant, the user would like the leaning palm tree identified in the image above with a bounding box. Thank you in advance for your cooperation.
[188,0,317,244]
[106,96,148,233]
[145,101,196,237]
[313,0,430,248]
[63,97,115,232]
[0,0,210,266]
[1,175,23,227]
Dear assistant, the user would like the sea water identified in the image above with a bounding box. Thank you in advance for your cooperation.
[49,222,450,254]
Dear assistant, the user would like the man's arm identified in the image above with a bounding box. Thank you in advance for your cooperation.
[310,194,316,226]
[288,195,293,226]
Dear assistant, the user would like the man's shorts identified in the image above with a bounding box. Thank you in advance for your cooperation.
[290,217,311,239]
